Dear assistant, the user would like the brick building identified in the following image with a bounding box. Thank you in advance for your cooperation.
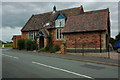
[13,5,110,52]
[62,8,110,52]
[12,35,21,48]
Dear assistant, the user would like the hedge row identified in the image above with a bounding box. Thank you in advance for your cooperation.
[17,39,38,50]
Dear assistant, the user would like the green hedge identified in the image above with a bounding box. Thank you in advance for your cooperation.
[17,39,38,51]
[17,39,25,50]
[25,39,38,51]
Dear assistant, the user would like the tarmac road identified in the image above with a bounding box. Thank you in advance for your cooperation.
[2,48,119,79]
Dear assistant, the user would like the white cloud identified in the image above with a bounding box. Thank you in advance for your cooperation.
[2,0,120,2]
[1,27,21,42]
[1,2,119,42]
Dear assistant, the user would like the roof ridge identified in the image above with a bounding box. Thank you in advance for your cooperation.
[58,6,80,12]
[67,8,109,17]
[34,6,81,16]
[85,8,109,14]
[34,12,52,16]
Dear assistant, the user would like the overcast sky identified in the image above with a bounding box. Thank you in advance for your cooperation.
[0,1,119,42]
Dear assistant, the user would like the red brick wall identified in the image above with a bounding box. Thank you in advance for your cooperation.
[44,38,48,48]
[22,32,28,39]
[52,29,64,45]
[64,32,106,49]
[13,38,16,48]
[12,36,21,48]
[53,41,63,45]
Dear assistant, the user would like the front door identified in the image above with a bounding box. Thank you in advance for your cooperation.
[39,36,44,48]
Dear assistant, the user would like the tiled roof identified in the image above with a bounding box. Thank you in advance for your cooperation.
[12,35,21,40]
[21,12,52,31]
[21,6,84,32]
[62,9,109,33]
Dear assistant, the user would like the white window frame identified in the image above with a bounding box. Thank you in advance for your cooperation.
[28,31,36,40]
[56,28,64,40]
[55,19,65,27]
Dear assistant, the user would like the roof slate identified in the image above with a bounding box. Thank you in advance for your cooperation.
[12,35,21,40]
[21,6,109,33]
[21,6,84,32]
[62,9,109,33]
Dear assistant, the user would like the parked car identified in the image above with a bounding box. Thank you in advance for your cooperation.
[113,40,120,53]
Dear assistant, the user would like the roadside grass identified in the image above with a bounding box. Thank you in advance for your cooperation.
[4,43,13,47]
[0,43,2,47]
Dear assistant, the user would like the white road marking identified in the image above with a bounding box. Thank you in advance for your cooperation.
[2,54,19,59]
[87,63,94,65]
[32,61,94,79]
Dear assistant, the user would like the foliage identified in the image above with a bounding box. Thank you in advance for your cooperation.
[45,30,53,51]
[25,39,31,50]
[54,44,60,51]
[4,43,13,47]
[31,40,38,50]
[1,42,13,47]
[17,39,25,50]
[43,30,61,53]
[115,32,120,42]
[0,43,2,47]
[25,39,38,51]
[62,42,66,45]
[38,48,46,52]
[17,39,38,51]
[49,47,56,53]
[109,37,115,46]
[109,32,120,47]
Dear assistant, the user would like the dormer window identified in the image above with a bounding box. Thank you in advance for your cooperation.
[55,12,65,40]
[55,19,65,27]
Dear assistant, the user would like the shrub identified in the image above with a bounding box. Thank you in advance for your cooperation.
[62,42,66,45]
[31,41,38,50]
[17,39,25,50]
[49,47,56,53]
[25,39,32,50]
[54,44,60,51]
[38,48,46,52]
[45,30,53,51]
[25,39,38,51]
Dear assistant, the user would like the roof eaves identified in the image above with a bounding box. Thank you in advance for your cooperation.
[62,30,106,34]
[84,8,109,14]
[21,15,34,32]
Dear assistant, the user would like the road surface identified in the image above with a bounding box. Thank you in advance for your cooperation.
[2,48,119,79]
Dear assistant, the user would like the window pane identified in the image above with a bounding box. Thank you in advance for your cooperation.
[60,29,61,39]
[57,29,59,39]
[29,32,34,40]
[56,20,60,27]
[62,19,65,27]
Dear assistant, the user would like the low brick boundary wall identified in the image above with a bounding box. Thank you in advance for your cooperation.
[68,51,120,60]
[60,44,66,54]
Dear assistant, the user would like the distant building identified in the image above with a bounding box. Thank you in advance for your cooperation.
[12,35,21,48]
[0,40,5,48]
[13,5,110,52]
[0,40,5,44]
